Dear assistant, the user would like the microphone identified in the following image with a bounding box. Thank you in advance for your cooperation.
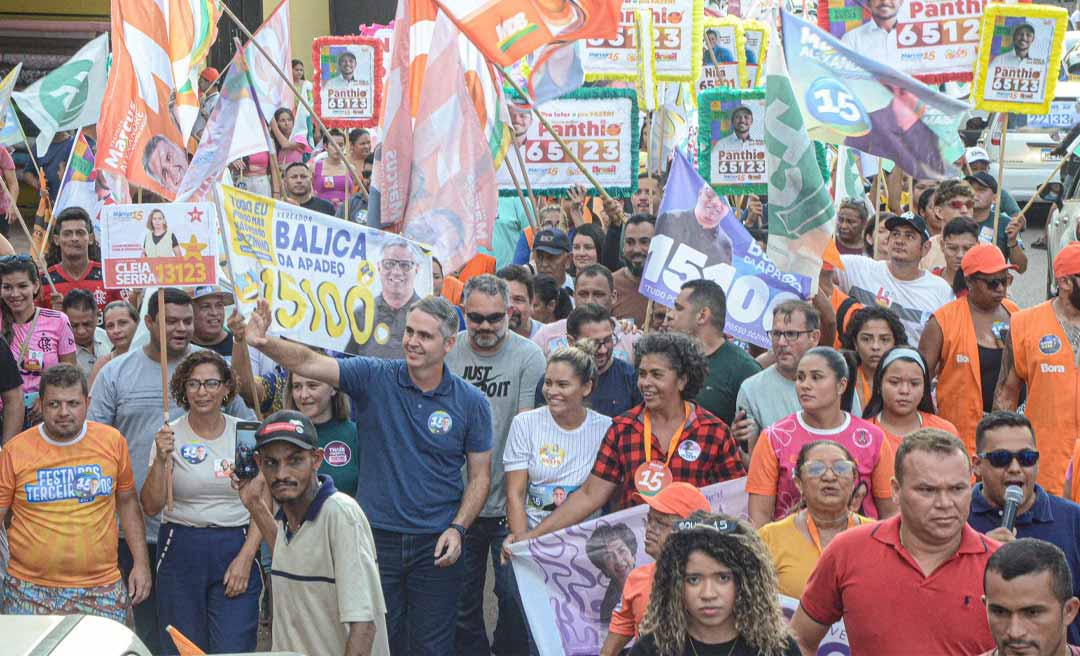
[1001,485,1024,532]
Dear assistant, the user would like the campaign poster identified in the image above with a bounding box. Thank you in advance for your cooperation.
[742,20,769,87]
[697,87,767,194]
[218,185,433,357]
[583,0,704,82]
[497,88,639,197]
[697,17,744,93]
[312,36,383,128]
[817,0,1032,83]
[101,203,217,289]
[640,151,809,349]
[973,4,1068,115]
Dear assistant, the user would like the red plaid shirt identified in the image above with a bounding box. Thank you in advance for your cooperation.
[591,403,746,508]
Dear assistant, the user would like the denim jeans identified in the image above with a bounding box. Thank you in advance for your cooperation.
[455,516,532,656]
[118,539,161,654]
[372,528,465,656]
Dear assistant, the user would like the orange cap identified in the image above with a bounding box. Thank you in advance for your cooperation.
[643,482,710,518]
[1055,242,1080,279]
[961,244,1018,277]
[200,67,220,83]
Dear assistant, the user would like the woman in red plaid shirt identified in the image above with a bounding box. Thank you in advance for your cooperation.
[509,333,747,544]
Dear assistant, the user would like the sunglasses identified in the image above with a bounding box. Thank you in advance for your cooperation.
[971,276,1009,290]
[978,448,1039,468]
[801,460,856,478]
[466,311,506,325]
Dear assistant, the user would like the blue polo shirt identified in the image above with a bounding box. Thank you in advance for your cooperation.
[339,357,493,534]
[969,483,1080,644]
[533,357,642,419]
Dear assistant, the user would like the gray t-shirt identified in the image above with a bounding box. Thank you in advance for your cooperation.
[89,345,255,543]
[446,331,546,518]
[736,364,862,437]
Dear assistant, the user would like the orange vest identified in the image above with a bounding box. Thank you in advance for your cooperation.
[1011,300,1080,496]
[932,298,1018,455]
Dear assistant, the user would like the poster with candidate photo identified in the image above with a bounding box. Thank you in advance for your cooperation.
[973,4,1067,115]
[742,20,768,87]
[697,87,766,194]
[696,17,744,94]
[312,36,383,128]
[582,0,703,82]
[101,203,218,289]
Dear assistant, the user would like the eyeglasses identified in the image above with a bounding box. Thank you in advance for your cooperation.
[801,460,856,478]
[978,449,1039,468]
[946,199,974,210]
[466,312,506,325]
[184,378,224,392]
[970,276,1009,290]
[768,329,814,343]
[380,259,416,273]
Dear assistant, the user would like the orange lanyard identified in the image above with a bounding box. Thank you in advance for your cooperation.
[642,402,692,466]
[806,512,858,554]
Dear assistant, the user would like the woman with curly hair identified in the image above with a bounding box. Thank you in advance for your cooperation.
[633,512,799,656]
[511,332,747,543]
[840,306,908,410]
[140,350,263,653]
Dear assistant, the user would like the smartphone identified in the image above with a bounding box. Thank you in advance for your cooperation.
[234,421,261,479]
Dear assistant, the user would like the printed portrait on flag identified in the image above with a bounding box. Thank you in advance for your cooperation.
[696,17,743,94]
[312,36,383,128]
[698,87,766,194]
[973,4,1068,115]
[742,20,769,87]
[583,0,704,82]
[817,0,1031,83]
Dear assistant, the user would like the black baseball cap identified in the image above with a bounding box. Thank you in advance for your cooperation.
[965,171,998,194]
[885,212,931,241]
[533,228,570,255]
[255,410,318,450]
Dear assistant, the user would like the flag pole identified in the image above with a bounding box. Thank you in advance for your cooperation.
[219,3,367,198]
[40,127,85,253]
[508,137,540,230]
[496,66,613,202]
[992,113,1008,248]
[872,160,883,259]
[157,287,174,511]
[0,175,58,296]
[505,151,538,233]
[1014,156,1070,223]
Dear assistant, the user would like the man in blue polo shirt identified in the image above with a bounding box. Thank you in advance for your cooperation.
[968,411,1080,644]
[240,295,493,656]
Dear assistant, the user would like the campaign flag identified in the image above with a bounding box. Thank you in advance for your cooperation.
[54,130,101,234]
[832,145,867,204]
[167,0,223,140]
[0,65,20,124]
[243,0,293,122]
[509,478,749,656]
[218,184,433,356]
[398,11,498,273]
[432,0,621,68]
[639,150,809,348]
[0,104,20,147]
[765,18,835,291]
[780,10,967,180]
[528,40,585,107]
[96,1,189,199]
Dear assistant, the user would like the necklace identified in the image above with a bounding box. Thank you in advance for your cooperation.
[688,635,738,656]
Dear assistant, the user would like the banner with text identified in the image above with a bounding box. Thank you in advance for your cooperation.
[639,150,809,349]
[102,203,218,289]
[583,0,704,82]
[973,4,1067,115]
[497,88,639,197]
[218,185,433,356]
[312,35,383,128]
[697,87,767,194]
[509,477,749,656]
[816,0,1031,83]
[697,16,744,94]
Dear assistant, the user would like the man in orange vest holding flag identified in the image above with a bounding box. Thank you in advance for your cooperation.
[994,243,1080,496]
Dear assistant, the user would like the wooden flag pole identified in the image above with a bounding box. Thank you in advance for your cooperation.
[1015,155,1070,223]
[509,137,541,228]
[157,287,174,511]
[0,179,58,295]
[872,160,884,259]
[992,113,1009,248]
[505,152,538,233]
[231,37,284,203]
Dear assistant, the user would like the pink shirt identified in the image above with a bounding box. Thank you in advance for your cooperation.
[9,307,76,396]
[531,318,639,363]
[0,147,14,215]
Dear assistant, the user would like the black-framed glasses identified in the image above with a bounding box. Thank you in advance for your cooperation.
[184,379,224,392]
[970,276,1008,290]
[801,460,856,478]
[466,311,506,325]
[768,329,813,343]
[978,449,1039,468]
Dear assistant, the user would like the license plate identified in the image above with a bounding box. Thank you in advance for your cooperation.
[1043,148,1063,162]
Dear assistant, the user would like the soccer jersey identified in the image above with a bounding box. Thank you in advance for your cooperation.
[0,421,135,587]
[40,262,123,322]
[8,307,77,398]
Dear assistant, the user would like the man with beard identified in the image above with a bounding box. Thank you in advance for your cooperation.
[346,239,421,358]
[994,243,1080,498]
[611,214,655,327]
[496,265,544,338]
[284,163,335,216]
[445,275,545,656]
[235,409,390,656]
[324,50,361,92]
[841,0,904,59]
[631,173,661,215]
[989,23,1040,75]
[715,106,755,151]
[656,182,735,267]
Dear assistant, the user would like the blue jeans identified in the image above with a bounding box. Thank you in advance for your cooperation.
[155,524,262,655]
[455,516,532,656]
[373,528,465,656]
[118,539,160,654]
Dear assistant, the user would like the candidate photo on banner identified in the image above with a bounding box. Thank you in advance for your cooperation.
[973,4,1068,115]
[312,36,383,128]
[697,17,745,94]
[583,0,704,82]
[496,88,639,197]
[101,203,217,289]
[817,0,1030,83]
[697,87,766,194]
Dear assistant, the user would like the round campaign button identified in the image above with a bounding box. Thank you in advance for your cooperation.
[634,461,673,498]
[677,440,702,462]
[323,441,352,467]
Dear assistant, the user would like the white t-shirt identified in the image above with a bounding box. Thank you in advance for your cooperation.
[838,255,954,344]
[840,20,900,61]
[503,407,612,528]
[149,413,250,528]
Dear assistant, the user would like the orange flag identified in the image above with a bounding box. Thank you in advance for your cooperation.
[165,625,206,656]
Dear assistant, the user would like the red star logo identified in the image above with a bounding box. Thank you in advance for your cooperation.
[187,206,204,223]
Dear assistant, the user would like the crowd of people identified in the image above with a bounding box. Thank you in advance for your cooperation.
[2,54,1080,656]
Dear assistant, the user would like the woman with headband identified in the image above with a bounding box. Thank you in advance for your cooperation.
[746,347,897,528]
[863,346,958,450]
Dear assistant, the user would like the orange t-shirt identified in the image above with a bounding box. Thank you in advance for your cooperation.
[441,276,464,306]
[0,421,136,587]
[608,562,655,637]
[830,287,863,350]
[867,412,960,451]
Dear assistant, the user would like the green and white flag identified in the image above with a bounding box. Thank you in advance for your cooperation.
[13,33,108,157]
[834,145,869,207]
[765,21,834,293]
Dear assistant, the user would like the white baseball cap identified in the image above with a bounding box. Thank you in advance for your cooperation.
[965,147,991,164]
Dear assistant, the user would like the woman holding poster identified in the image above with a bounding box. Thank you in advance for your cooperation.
[142,209,182,258]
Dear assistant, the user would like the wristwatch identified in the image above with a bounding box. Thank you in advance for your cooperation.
[450,523,467,538]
